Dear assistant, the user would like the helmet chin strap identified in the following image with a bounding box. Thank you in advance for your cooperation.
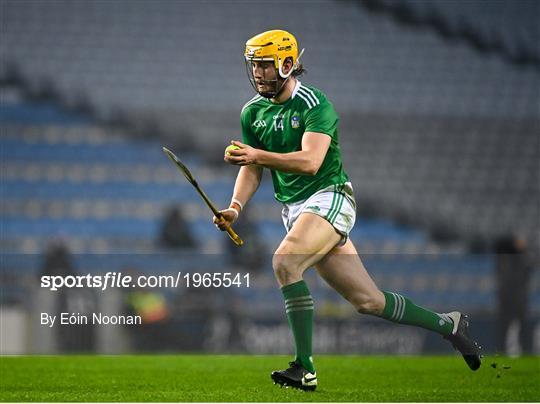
[271,76,291,99]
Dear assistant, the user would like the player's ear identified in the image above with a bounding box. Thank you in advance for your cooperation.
[282,57,294,74]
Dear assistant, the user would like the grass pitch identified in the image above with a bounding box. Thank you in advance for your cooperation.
[1,355,538,402]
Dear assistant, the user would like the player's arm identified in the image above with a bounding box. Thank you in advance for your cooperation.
[231,164,263,208]
[213,164,263,230]
[225,132,331,175]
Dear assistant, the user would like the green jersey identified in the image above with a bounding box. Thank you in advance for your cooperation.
[240,81,349,203]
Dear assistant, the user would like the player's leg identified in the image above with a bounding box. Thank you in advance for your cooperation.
[314,239,384,313]
[273,212,341,286]
[315,239,481,370]
[315,239,453,331]
[271,212,341,390]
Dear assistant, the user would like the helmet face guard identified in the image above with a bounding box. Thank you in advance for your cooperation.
[244,57,285,99]
[244,30,304,99]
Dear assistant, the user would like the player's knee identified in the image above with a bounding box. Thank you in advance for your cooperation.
[272,251,301,284]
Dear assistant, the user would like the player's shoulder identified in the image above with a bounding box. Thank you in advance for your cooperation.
[295,82,330,110]
[241,94,266,115]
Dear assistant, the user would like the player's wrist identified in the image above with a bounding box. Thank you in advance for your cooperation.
[229,199,243,215]
[252,149,261,165]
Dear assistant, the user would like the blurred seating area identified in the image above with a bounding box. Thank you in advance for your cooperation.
[1,96,249,254]
[3,94,538,317]
[1,0,538,350]
[2,0,538,119]
[340,113,537,247]
[364,0,539,68]
[2,0,537,248]
[1,0,537,127]
[1,96,434,255]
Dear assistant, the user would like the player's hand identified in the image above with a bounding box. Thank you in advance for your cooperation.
[213,208,238,231]
[224,141,259,166]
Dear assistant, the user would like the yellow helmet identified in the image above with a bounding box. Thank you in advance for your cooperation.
[244,29,303,79]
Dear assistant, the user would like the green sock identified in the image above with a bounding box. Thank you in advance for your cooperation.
[281,280,315,373]
[381,291,454,336]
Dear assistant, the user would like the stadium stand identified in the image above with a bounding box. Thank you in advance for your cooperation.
[1,0,538,353]
[3,91,538,318]
[1,96,432,254]
[2,0,537,247]
[363,0,540,68]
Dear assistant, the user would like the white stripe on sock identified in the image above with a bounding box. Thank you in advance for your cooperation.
[397,294,406,321]
[391,292,401,321]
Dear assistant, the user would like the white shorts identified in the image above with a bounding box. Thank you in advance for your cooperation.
[281,182,356,245]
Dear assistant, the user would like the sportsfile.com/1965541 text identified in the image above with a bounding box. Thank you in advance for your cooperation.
[40,272,250,291]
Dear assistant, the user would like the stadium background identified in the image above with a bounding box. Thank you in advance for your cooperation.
[1,0,538,357]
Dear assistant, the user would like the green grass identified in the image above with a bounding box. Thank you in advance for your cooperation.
[1,355,538,402]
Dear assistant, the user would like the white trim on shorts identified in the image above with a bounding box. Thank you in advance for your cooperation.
[281,182,356,246]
